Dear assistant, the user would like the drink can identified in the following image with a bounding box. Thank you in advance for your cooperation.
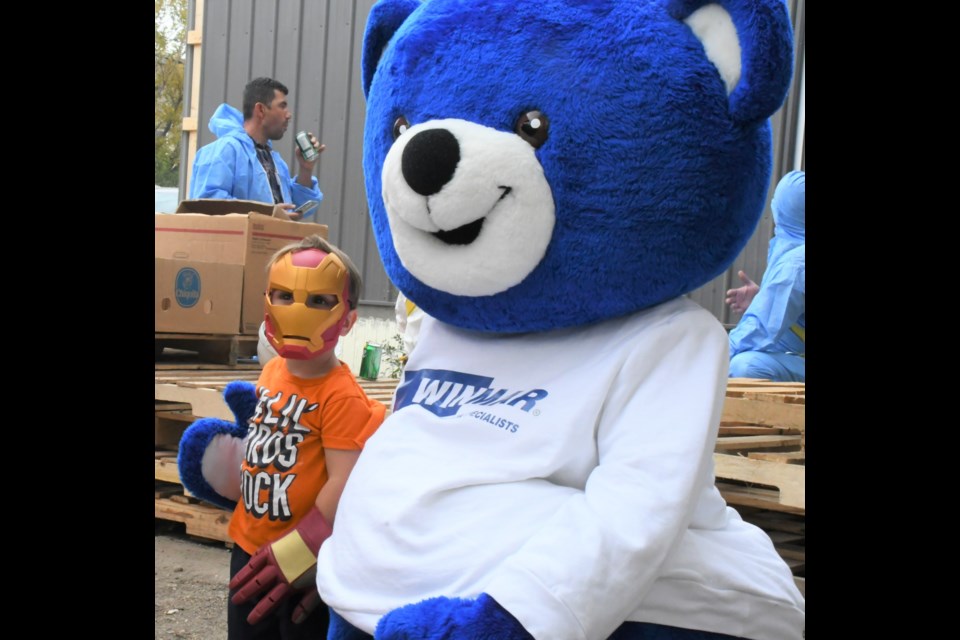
[359,342,382,380]
[295,131,319,162]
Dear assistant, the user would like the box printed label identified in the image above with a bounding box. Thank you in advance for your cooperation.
[175,267,201,308]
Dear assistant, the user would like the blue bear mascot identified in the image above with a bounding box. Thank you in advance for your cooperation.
[190,0,806,638]
[318,1,805,638]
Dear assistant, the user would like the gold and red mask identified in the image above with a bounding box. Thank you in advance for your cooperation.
[264,248,351,360]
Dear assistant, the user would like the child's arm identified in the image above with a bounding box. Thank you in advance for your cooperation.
[314,448,362,524]
[229,448,371,625]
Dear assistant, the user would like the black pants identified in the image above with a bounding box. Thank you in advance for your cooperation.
[228,545,330,640]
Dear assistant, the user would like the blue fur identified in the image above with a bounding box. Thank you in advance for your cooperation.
[176,381,257,510]
[362,0,794,333]
[223,380,258,424]
[375,594,532,640]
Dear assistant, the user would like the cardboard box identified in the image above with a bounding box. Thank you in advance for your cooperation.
[156,199,328,335]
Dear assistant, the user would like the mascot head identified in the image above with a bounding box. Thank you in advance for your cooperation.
[362,0,794,332]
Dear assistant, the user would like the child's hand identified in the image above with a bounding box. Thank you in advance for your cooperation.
[229,506,332,624]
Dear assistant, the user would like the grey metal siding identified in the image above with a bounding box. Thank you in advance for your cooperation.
[186,0,392,306]
[185,0,805,319]
[690,0,806,326]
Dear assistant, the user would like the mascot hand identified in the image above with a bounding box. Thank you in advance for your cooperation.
[230,507,333,625]
[375,593,532,640]
[177,380,258,510]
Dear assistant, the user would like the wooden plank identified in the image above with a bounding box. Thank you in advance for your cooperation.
[184,0,202,197]
[155,498,232,544]
[154,375,254,385]
[741,390,805,404]
[739,509,805,535]
[774,542,805,562]
[714,435,802,451]
[766,531,804,545]
[157,333,259,343]
[155,362,261,372]
[155,414,190,450]
[155,481,182,500]
[155,457,181,484]
[748,451,805,464]
[155,400,193,411]
[722,396,805,430]
[794,577,805,598]
[716,482,804,515]
[718,425,785,437]
[727,378,804,391]
[714,454,805,510]
[156,382,233,420]
[782,557,805,572]
[731,386,804,397]
[155,410,196,422]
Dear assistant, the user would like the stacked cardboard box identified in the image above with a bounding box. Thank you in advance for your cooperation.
[155,199,328,335]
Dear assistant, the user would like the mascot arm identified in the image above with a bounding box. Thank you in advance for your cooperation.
[482,310,730,639]
[177,380,258,511]
[413,309,722,640]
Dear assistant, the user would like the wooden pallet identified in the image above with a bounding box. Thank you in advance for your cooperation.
[154,371,401,539]
[715,379,805,514]
[156,332,259,366]
[736,506,805,597]
[155,370,398,421]
[155,480,232,544]
[156,374,804,574]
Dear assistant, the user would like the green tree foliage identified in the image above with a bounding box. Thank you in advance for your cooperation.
[156,0,187,187]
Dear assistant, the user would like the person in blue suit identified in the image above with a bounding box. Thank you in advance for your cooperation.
[727,170,805,382]
[189,77,325,220]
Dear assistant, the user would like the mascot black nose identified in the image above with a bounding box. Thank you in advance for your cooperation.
[401,128,461,197]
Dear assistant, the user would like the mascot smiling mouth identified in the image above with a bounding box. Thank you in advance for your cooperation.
[432,216,484,245]
[430,187,512,245]
[381,118,555,297]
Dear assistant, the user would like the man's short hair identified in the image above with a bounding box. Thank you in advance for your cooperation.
[242,77,289,120]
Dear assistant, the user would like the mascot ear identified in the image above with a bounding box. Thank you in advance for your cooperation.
[669,0,794,123]
[362,0,421,98]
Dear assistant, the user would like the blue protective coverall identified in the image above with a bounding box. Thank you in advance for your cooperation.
[188,103,322,213]
[728,170,805,382]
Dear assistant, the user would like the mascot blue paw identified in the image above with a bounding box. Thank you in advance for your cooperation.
[177,381,256,510]
[375,593,532,640]
[223,379,258,424]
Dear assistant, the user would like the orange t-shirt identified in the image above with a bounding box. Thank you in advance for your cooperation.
[228,358,386,554]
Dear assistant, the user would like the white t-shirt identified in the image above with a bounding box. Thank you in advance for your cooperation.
[316,297,804,640]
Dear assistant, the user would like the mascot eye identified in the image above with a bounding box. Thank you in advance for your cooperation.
[393,116,410,140]
[515,110,549,148]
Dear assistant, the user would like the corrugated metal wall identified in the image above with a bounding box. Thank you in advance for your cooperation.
[181,0,391,307]
[181,0,805,322]
[689,0,805,326]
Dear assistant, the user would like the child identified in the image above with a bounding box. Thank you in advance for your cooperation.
[224,234,385,639]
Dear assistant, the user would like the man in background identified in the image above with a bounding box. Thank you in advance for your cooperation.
[726,170,805,382]
[189,77,325,220]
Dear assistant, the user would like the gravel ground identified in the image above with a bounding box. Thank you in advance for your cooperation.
[155,522,231,639]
